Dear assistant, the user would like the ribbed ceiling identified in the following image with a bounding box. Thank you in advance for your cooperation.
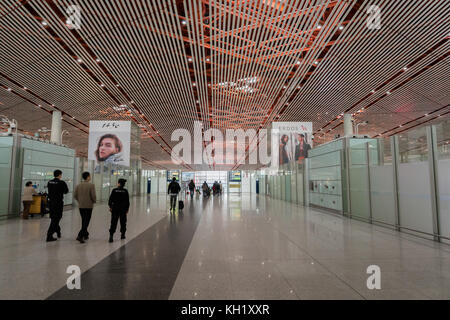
[0,0,448,170]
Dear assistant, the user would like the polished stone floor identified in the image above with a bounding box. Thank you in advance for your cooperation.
[1,193,450,300]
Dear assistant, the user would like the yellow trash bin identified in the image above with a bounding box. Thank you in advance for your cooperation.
[30,195,42,215]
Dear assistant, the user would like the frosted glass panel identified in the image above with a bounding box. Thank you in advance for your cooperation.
[241,172,250,193]
[308,139,344,212]
[368,138,396,225]
[285,174,291,202]
[0,138,13,217]
[398,162,434,236]
[370,165,396,225]
[349,142,370,220]
[437,159,450,242]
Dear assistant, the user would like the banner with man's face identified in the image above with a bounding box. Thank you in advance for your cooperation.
[88,121,131,167]
[271,122,313,167]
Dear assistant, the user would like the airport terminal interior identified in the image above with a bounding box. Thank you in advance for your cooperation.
[0,0,449,301]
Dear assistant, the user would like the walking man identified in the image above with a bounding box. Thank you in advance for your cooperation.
[108,178,130,243]
[73,172,97,244]
[188,179,195,199]
[168,177,181,211]
[46,170,69,242]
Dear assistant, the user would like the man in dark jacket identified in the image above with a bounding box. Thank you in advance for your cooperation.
[168,177,181,211]
[188,180,195,198]
[46,169,69,242]
[108,178,130,243]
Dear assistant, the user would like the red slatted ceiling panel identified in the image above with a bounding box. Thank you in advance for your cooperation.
[0,0,448,170]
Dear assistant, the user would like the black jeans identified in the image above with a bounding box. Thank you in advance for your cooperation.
[170,195,177,209]
[47,202,63,239]
[77,208,93,239]
[109,210,127,235]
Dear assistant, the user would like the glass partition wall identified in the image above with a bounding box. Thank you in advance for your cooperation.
[261,118,450,243]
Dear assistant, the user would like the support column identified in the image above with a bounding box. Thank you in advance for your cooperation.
[391,136,401,231]
[427,125,441,242]
[50,110,62,144]
[343,114,353,137]
[366,142,373,223]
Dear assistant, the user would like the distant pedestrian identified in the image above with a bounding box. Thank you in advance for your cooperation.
[188,180,195,198]
[108,178,130,243]
[73,172,96,244]
[168,177,181,211]
[202,181,210,197]
[46,170,69,242]
[22,181,37,220]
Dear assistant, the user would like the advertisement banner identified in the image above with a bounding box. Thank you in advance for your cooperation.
[88,121,131,167]
[271,122,313,166]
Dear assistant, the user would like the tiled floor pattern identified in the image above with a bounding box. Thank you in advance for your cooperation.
[169,194,450,300]
[1,193,450,299]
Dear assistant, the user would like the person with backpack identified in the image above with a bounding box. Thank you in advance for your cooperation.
[108,178,130,243]
[168,177,181,211]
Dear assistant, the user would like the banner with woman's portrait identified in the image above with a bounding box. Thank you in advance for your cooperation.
[88,121,131,168]
[271,122,313,167]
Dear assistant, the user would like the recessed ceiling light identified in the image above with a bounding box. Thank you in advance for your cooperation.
[296,61,301,65]
[116,84,120,87]
[7,88,11,91]
[282,86,286,89]
[96,58,101,62]
[41,20,48,26]
[181,20,187,25]
[188,57,193,62]
[317,24,322,29]
[399,125,403,127]
[100,83,105,87]
[23,87,27,90]
[77,58,82,63]
[403,67,408,71]
[424,113,428,116]
[338,25,344,30]
[314,61,319,65]
[206,58,210,62]
[386,91,391,94]
[192,82,196,86]
[371,90,375,93]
